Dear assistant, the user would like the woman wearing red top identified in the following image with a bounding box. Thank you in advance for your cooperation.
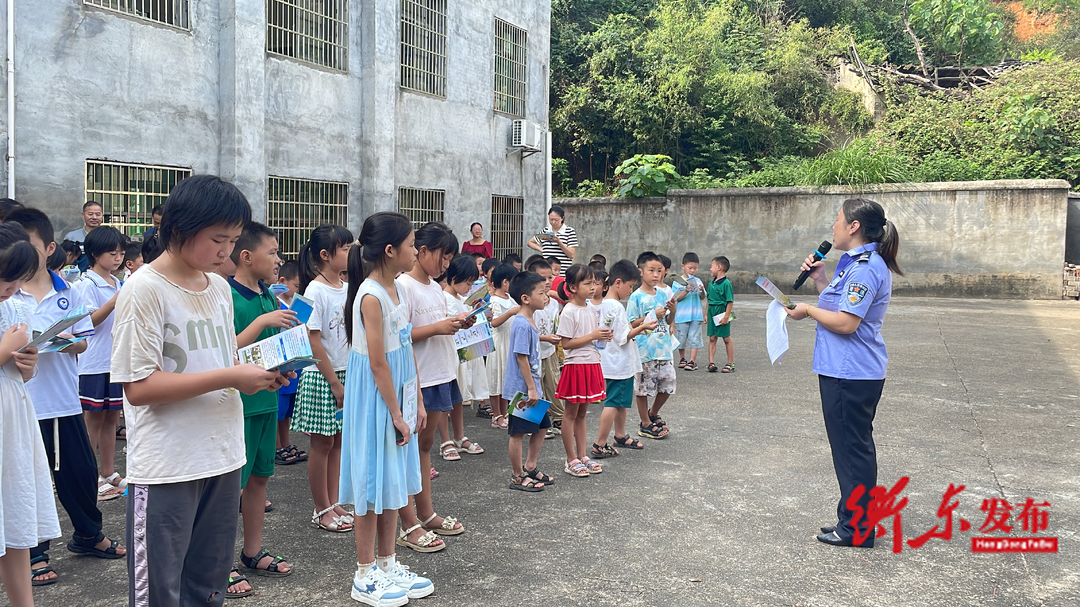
[461,222,494,258]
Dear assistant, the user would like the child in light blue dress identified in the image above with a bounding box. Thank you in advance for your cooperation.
[339,212,433,606]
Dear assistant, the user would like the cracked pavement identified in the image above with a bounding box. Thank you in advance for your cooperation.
[20,295,1080,607]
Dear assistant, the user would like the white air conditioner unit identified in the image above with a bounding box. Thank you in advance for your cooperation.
[511,119,544,152]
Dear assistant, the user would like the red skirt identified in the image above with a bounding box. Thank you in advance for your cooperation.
[555,363,606,404]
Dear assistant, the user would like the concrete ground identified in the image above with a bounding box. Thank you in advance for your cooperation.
[17,295,1080,607]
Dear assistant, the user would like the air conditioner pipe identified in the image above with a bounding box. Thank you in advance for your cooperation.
[6,0,13,199]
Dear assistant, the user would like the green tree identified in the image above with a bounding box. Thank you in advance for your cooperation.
[908,0,1005,65]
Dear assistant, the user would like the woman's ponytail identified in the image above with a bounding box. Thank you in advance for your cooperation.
[841,198,903,277]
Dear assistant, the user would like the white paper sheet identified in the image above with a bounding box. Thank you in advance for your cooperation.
[765,300,790,365]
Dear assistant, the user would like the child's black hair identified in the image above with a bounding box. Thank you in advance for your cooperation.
[589,254,607,266]
[142,233,162,264]
[6,208,54,245]
[682,252,699,265]
[0,198,23,221]
[593,270,608,295]
[481,257,501,275]
[345,212,413,343]
[561,263,597,299]
[445,254,480,286]
[524,254,544,268]
[470,252,485,261]
[414,221,458,258]
[608,259,640,286]
[588,260,606,273]
[0,222,39,282]
[157,175,251,254]
[299,223,354,295]
[46,246,67,272]
[526,258,551,274]
[124,241,142,266]
[85,225,128,268]
[230,221,278,265]
[545,256,561,267]
[636,250,661,268]
[713,256,730,272]
[489,263,518,291]
[509,271,545,305]
[279,260,299,281]
[503,253,522,266]
[60,240,81,259]
[658,254,672,270]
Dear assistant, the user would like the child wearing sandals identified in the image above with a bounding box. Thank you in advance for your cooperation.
[628,251,677,440]
[504,271,555,491]
[0,222,61,607]
[340,212,433,606]
[554,264,612,477]
[293,224,357,533]
[593,260,657,459]
[395,222,468,549]
[527,258,564,439]
[485,263,521,429]
[440,254,487,457]
[274,260,307,465]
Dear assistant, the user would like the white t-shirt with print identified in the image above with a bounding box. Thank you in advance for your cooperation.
[535,296,561,360]
[110,267,244,485]
[598,299,641,380]
[397,274,456,389]
[303,280,349,372]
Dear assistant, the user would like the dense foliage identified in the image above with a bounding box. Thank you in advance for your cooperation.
[551,0,1080,195]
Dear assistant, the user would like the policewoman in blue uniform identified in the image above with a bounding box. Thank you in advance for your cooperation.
[785,198,903,548]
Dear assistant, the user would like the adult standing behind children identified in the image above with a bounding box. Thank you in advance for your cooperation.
[784,198,901,549]
[64,201,104,272]
[6,208,127,585]
[111,176,289,607]
[527,206,577,276]
[461,222,494,259]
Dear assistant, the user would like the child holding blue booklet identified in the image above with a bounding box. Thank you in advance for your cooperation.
[504,271,554,492]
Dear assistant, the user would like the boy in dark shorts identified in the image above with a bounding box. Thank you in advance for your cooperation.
[707,256,735,373]
[504,272,554,491]
[274,260,306,464]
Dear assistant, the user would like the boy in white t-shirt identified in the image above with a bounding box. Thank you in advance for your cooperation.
[111,176,289,607]
[593,260,657,457]
[527,258,564,439]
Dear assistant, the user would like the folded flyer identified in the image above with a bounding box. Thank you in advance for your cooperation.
[508,392,551,424]
[463,302,490,321]
[289,294,315,325]
[238,325,319,373]
[464,284,489,307]
[19,305,91,353]
[756,276,796,309]
[453,322,495,363]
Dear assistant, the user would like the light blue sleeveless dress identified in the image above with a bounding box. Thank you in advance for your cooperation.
[339,279,422,514]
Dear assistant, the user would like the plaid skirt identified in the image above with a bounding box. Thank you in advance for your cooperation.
[291,370,346,436]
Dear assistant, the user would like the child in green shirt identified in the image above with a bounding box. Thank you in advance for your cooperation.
[707,256,734,373]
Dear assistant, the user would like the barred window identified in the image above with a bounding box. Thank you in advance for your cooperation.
[267,0,349,72]
[84,0,190,29]
[267,177,349,258]
[490,195,523,260]
[85,160,191,238]
[494,18,526,118]
[398,187,446,230]
[400,0,447,97]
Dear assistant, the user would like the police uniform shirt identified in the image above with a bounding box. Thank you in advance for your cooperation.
[812,242,891,381]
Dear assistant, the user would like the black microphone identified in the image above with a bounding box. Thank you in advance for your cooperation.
[793,241,832,291]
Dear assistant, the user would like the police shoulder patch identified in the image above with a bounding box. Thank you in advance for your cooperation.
[846,282,869,305]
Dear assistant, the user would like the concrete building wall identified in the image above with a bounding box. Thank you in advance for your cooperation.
[3,0,549,249]
[1067,194,1080,264]
[560,180,1072,299]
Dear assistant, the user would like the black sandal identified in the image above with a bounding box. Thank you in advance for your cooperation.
[613,434,644,450]
[286,444,308,462]
[240,548,292,577]
[226,570,253,599]
[115,425,126,440]
[637,421,669,440]
[708,362,718,372]
[650,414,668,428]
[508,474,545,492]
[590,442,619,458]
[476,406,493,418]
[67,534,124,560]
[30,555,57,587]
[722,363,735,373]
[275,447,299,465]
[524,467,555,485]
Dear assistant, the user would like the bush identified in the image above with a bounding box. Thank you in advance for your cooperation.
[798,141,913,186]
[613,154,682,197]
[914,150,986,182]
[574,180,608,197]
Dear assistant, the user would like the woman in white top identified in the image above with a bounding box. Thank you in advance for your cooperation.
[527,205,577,276]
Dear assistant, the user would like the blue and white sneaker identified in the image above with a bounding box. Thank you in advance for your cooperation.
[382,561,434,599]
[351,567,409,607]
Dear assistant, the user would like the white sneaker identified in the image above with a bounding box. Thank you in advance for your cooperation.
[351,567,409,607]
[382,561,434,599]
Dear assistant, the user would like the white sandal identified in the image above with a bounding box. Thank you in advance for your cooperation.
[333,503,356,524]
[421,512,464,536]
[454,437,484,455]
[490,414,504,429]
[97,479,122,502]
[395,523,446,553]
[102,472,128,491]
[439,441,461,461]
[311,506,353,533]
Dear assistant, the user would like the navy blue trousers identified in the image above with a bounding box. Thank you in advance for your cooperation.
[819,375,885,546]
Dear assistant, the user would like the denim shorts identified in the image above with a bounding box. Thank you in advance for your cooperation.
[674,320,704,350]
[420,380,462,413]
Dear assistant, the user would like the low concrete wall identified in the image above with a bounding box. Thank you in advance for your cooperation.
[559,180,1071,299]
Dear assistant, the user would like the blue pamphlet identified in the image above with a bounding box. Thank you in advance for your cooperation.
[508,392,551,424]
[289,294,314,325]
